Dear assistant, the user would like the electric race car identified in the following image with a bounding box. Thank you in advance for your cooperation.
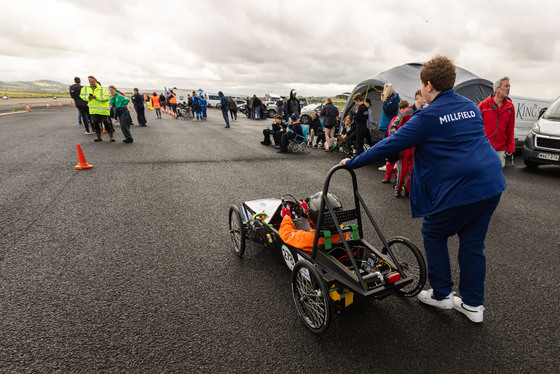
[228,165,427,334]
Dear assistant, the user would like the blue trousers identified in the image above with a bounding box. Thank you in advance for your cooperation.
[222,108,230,127]
[421,194,501,306]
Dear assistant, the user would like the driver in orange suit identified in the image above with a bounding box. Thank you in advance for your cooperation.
[279,192,347,253]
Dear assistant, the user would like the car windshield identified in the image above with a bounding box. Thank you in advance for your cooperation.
[543,97,560,120]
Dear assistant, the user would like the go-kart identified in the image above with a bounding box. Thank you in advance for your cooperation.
[228,165,427,334]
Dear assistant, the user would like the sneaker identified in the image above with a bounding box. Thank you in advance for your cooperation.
[382,178,390,183]
[394,190,402,198]
[378,165,387,171]
[418,289,455,309]
[453,296,484,323]
[85,131,93,135]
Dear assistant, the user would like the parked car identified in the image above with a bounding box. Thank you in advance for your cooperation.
[299,103,324,124]
[522,96,560,168]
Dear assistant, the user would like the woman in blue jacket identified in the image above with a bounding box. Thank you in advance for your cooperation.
[340,56,506,323]
[378,83,400,137]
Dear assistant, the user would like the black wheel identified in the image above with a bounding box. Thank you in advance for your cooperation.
[386,237,426,297]
[524,160,540,169]
[300,115,310,124]
[291,260,331,334]
[268,109,276,118]
[228,206,245,257]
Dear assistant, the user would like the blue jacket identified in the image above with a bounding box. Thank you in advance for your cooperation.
[346,90,506,218]
[379,93,400,130]
[219,91,229,111]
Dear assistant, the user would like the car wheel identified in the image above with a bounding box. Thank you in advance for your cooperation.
[268,109,276,118]
[300,115,310,124]
[524,160,540,169]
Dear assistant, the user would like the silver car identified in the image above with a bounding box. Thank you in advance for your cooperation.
[522,96,560,168]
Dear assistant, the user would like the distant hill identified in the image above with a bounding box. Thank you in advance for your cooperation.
[0,80,69,93]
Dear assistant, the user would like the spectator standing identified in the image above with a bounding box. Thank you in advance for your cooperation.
[276,98,284,118]
[151,92,162,119]
[192,92,202,120]
[286,89,300,122]
[282,98,288,122]
[252,95,262,120]
[69,77,92,134]
[132,88,147,126]
[109,85,133,143]
[246,96,253,119]
[228,96,238,120]
[352,93,372,155]
[478,77,515,167]
[80,76,115,142]
[219,91,230,128]
[159,93,166,111]
[365,98,378,142]
[321,97,339,152]
[383,100,410,184]
[200,94,207,120]
[187,94,193,115]
[168,89,178,115]
[379,83,400,138]
[340,56,506,323]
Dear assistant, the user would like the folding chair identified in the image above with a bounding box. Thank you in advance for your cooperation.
[288,125,310,153]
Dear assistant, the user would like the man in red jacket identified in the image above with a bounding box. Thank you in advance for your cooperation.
[478,77,515,167]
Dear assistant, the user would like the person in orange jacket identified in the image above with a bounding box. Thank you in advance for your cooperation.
[279,192,346,253]
[151,92,161,119]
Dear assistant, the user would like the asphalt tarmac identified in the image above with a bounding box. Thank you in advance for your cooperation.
[1,106,558,373]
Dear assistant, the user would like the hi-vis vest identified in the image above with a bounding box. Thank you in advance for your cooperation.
[80,83,110,116]
[168,93,177,104]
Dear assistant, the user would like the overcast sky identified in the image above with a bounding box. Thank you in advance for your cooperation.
[1,0,559,99]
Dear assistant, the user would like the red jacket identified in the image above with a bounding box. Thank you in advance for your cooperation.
[478,95,515,153]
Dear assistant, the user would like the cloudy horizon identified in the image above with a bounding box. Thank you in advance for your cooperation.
[1,0,559,100]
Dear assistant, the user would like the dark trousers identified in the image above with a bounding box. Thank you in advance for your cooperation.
[115,107,132,140]
[355,124,368,155]
[90,114,114,133]
[421,194,501,306]
[229,109,237,120]
[222,108,230,127]
[280,131,297,152]
[263,129,282,145]
[134,105,146,125]
[77,106,91,132]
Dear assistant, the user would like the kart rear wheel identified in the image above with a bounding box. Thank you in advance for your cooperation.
[228,205,246,257]
[386,237,426,297]
[291,260,331,334]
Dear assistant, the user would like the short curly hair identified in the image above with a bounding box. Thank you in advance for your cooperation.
[420,55,456,91]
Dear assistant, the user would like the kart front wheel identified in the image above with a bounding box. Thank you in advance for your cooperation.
[386,237,426,297]
[228,205,246,257]
[291,260,331,334]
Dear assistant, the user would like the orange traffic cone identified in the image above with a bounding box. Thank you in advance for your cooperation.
[74,144,93,170]
[26,105,31,112]
[46,103,50,109]
[102,125,108,134]
[70,100,74,106]
[59,103,62,108]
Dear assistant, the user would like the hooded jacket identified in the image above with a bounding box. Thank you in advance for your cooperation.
[346,89,506,218]
[218,91,229,111]
[478,95,516,153]
[287,89,300,117]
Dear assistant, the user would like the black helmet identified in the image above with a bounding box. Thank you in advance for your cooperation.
[306,192,342,228]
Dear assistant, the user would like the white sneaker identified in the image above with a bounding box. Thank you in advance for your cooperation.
[378,165,386,171]
[453,296,484,323]
[85,131,93,135]
[418,289,455,309]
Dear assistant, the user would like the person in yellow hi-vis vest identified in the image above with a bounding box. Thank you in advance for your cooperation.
[80,76,115,142]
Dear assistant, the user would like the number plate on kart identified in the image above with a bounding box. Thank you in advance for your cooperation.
[537,152,560,161]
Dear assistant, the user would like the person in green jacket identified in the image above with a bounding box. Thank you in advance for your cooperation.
[80,76,115,142]
[109,85,133,143]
